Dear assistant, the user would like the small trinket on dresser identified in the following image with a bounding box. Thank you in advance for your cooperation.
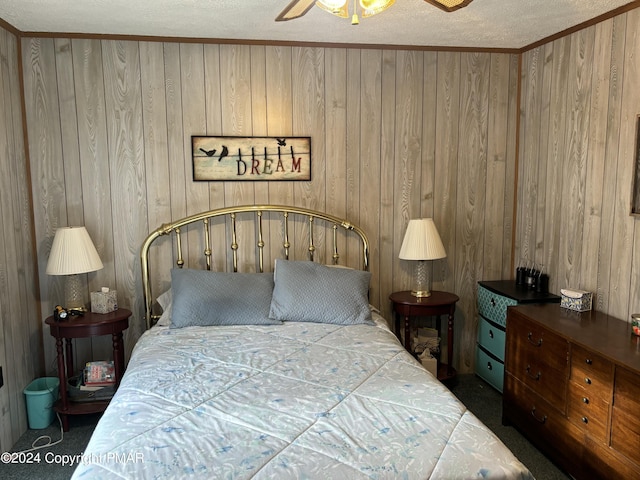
[560,289,593,312]
[632,313,640,336]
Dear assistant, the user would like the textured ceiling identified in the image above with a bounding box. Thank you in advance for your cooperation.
[0,0,636,50]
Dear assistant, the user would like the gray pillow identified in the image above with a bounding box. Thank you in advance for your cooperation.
[269,260,373,325]
[156,289,172,326]
[170,269,280,328]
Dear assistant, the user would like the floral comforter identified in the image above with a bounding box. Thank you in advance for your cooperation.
[72,315,533,479]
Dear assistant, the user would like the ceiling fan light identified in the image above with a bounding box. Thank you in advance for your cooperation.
[360,0,395,18]
[316,0,349,18]
[423,0,473,12]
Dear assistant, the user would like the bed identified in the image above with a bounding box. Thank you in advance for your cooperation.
[72,205,533,479]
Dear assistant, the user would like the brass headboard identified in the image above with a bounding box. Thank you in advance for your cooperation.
[140,205,370,329]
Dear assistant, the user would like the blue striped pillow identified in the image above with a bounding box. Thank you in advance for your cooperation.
[269,260,373,325]
[170,269,280,328]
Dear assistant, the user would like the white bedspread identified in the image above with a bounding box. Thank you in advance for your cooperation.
[72,316,533,479]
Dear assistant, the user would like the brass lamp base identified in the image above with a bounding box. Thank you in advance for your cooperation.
[411,289,432,298]
[67,306,87,314]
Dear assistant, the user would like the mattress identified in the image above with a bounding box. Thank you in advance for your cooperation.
[72,314,533,479]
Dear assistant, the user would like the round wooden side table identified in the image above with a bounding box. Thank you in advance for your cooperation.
[390,290,459,381]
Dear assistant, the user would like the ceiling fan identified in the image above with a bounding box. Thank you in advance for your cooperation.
[276,0,474,22]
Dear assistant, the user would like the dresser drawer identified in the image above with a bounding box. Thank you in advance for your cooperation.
[567,381,609,442]
[568,343,613,441]
[506,311,569,373]
[507,352,568,411]
[571,344,614,385]
[612,406,640,462]
[612,366,640,412]
[475,346,504,392]
[505,311,569,411]
[478,285,517,327]
[503,374,571,458]
[477,316,505,360]
[611,367,640,461]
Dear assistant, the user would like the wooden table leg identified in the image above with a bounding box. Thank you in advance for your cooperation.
[55,337,70,431]
[64,338,74,379]
[113,331,124,388]
[447,308,454,376]
[404,315,411,351]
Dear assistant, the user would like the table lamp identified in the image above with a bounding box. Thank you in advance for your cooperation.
[399,218,446,297]
[46,226,104,312]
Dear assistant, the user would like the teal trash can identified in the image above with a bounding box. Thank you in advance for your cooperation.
[24,377,59,429]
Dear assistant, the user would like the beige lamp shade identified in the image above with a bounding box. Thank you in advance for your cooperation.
[46,226,103,275]
[399,218,446,261]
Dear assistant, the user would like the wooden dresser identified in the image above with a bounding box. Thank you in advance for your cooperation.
[503,303,640,479]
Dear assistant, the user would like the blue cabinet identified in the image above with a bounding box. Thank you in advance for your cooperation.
[476,280,560,392]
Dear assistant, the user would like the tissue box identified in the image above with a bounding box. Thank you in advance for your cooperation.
[560,289,593,312]
[90,289,118,314]
[419,353,438,377]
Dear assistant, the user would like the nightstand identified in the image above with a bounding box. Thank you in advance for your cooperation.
[389,290,459,381]
[45,308,131,431]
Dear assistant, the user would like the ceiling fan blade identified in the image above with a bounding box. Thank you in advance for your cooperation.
[423,0,473,12]
[276,0,317,21]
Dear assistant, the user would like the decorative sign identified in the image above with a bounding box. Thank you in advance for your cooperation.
[192,136,311,181]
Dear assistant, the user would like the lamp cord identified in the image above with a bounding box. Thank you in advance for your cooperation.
[25,412,65,452]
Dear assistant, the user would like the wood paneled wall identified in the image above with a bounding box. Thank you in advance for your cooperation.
[518,9,640,321]
[22,38,519,379]
[9,6,640,450]
[0,26,41,451]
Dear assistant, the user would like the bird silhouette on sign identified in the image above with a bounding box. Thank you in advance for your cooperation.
[218,145,229,161]
[200,148,216,157]
[276,138,287,146]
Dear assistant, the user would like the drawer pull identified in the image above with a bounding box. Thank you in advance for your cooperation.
[585,377,592,385]
[490,298,496,307]
[585,358,593,365]
[527,332,543,347]
[582,397,589,404]
[526,365,541,381]
[531,407,547,424]
[582,416,589,424]
[487,362,493,371]
[489,329,494,339]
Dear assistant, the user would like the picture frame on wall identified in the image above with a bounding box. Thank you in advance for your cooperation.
[192,136,311,181]
[633,116,640,215]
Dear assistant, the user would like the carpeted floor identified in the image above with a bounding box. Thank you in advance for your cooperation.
[449,374,571,479]
[1,412,100,480]
[2,374,570,479]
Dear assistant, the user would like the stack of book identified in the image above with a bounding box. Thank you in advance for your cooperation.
[83,360,115,391]
[68,361,116,402]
